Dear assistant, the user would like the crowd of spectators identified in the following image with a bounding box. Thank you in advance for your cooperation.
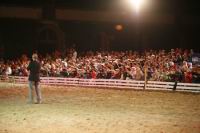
[0,48,199,83]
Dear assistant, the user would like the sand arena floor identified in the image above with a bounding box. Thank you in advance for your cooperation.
[0,83,200,133]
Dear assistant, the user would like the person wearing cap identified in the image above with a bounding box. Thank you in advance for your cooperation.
[27,53,42,104]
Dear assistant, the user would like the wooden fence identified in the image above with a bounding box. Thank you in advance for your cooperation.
[1,76,200,92]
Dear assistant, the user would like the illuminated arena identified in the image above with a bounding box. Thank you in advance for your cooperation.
[0,83,200,133]
[0,0,200,133]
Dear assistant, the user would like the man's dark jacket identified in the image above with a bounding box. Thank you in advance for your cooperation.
[27,60,41,82]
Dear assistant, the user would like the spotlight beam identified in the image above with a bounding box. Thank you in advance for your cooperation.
[127,0,145,13]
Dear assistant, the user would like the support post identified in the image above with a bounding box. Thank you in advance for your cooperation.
[173,81,177,91]
[144,66,147,90]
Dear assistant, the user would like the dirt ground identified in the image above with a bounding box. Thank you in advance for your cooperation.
[0,83,200,133]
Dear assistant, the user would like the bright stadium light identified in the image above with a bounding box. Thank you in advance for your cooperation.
[126,0,146,14]
[132,0,143,12]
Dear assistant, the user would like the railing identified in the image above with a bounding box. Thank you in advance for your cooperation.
[0,76,200,93]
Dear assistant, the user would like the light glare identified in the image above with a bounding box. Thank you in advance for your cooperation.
[128,0,144,13]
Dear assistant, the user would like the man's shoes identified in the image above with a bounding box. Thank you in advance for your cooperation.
[35,100,42,104]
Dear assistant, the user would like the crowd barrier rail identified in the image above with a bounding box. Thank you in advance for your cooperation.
[0,76,200,93]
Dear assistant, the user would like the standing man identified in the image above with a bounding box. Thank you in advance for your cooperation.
[27,53,42,104]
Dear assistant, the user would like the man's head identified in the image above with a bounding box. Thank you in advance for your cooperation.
[32,53,38,61]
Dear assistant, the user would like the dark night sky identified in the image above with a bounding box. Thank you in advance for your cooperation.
[0,0,200,59]
[0,0,199,14]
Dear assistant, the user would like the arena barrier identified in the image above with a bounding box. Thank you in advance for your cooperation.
[0,76,200,92]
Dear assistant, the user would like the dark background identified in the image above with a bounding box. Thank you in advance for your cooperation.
[0,0,200,59]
